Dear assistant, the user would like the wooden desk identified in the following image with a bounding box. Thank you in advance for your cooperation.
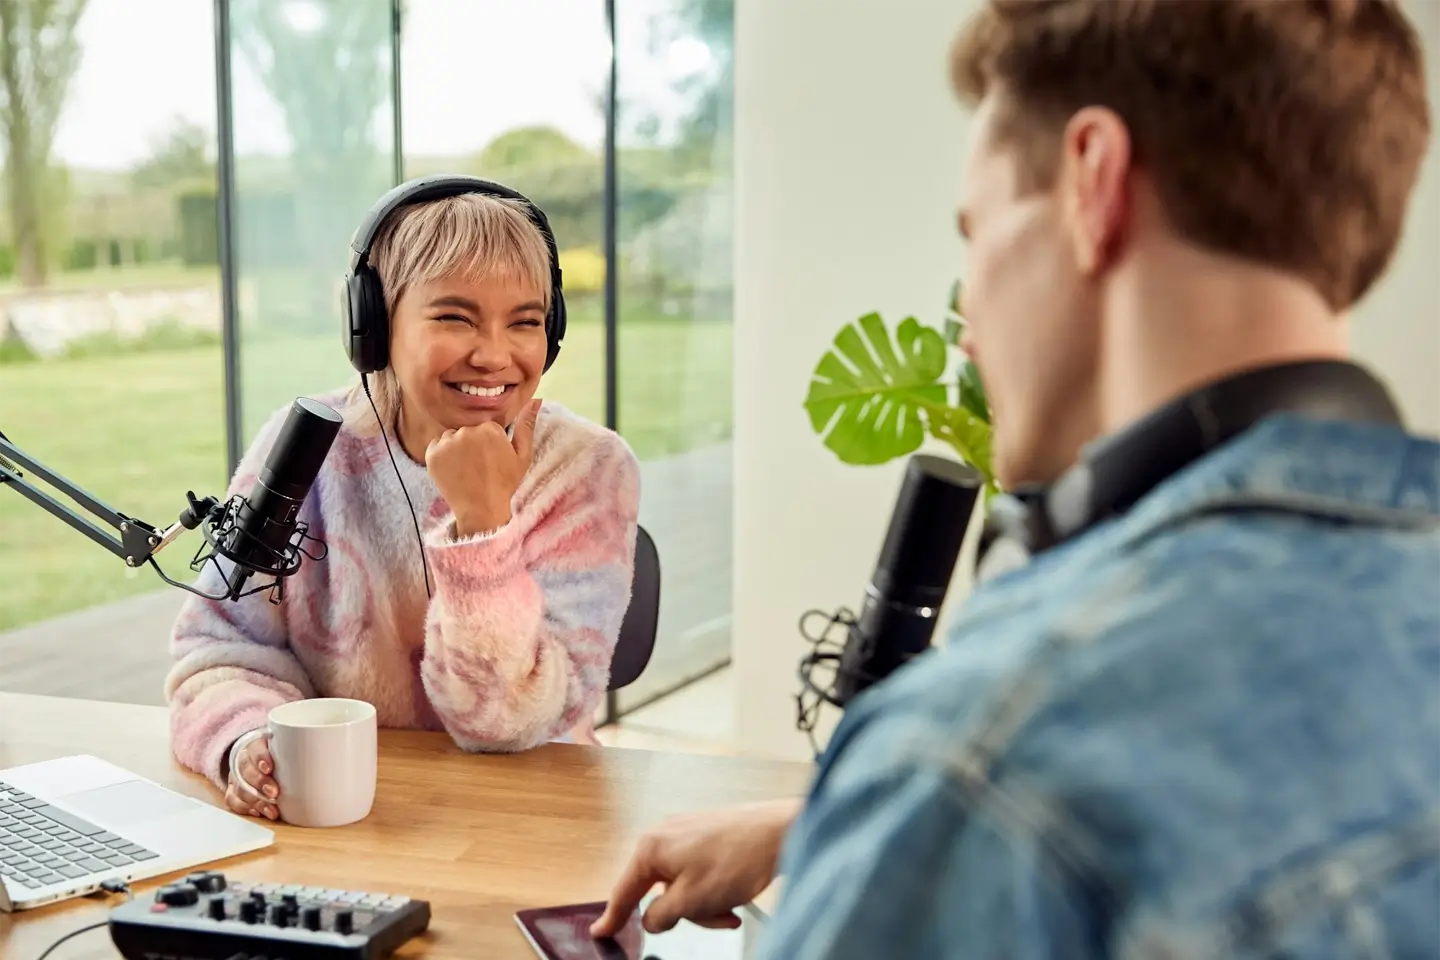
[0,694,812,959]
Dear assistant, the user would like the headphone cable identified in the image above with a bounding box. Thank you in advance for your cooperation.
[363,374,433,598]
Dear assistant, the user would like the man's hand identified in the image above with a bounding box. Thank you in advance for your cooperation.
[591,798,802,938]
[426,399,541,537]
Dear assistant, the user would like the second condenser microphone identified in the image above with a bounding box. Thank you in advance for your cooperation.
[833,454,984,705]
[219,397,344,596]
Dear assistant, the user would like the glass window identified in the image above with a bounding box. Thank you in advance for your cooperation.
[0,0,738,721]
[614,0,735,710]
[226,0,400,439]
[0,0,224,643]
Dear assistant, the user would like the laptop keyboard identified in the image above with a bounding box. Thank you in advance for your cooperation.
[0,779,158,891]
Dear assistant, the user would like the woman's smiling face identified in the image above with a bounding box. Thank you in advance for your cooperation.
[364,191,554,460]
[389,273,548,440]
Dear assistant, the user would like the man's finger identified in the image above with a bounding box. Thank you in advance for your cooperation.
[590,844,663,938]
[640,880,696,934]
[692,913,744,930]
[511,398,542,463]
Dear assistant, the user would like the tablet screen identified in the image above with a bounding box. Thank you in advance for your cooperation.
[515,896,758,960]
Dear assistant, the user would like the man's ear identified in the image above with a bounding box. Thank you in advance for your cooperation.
[1060,106,1132,276]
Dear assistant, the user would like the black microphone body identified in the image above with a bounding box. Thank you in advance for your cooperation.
[832,454,983,705]
[218,398,343,596]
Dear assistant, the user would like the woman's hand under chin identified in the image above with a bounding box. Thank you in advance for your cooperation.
[425,398,542,537]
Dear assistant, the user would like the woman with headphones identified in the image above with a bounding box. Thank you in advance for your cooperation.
[164,177,640,821]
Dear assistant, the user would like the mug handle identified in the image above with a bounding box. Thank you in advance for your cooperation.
[228,728,274,804]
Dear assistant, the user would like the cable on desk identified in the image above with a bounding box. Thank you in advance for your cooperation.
[34,919,108,960]
[33,880,131,960]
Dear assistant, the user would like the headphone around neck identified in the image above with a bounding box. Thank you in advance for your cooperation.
[341,175,568,376]
[975,360,1404,579]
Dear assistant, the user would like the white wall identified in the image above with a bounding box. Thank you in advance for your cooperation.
[732,0,979,761]
[731,0,1440,762]
[1353,0,1440,435]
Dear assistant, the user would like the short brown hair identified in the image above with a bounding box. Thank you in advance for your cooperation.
[950,0,1431,310]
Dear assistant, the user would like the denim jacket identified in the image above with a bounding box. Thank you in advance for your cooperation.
[760,415,1440,960]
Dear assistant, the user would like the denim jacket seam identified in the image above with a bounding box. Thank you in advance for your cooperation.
[1118,490,1440,554]
[913,565,1196,920]
[1201,806,1440,959]
[924,752,1124,913]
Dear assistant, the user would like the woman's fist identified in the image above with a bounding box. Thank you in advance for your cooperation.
[426,399,541,537]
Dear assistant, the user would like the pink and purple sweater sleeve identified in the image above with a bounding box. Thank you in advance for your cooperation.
[419,429,640,752]
[164,409,317,787]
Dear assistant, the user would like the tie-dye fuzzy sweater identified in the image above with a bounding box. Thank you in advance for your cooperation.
[165,392,640,788]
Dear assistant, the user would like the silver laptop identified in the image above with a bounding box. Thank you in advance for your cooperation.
[0,754,274,912]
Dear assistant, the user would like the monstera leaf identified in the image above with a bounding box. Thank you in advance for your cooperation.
[929,403,995,490]
[944,284,991,428]
[806,282,997,486]
[804,313,948,466]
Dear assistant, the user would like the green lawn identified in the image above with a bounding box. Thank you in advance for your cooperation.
[0,318,730,631]
[0,262,220,295]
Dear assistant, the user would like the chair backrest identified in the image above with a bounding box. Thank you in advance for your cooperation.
[609,525,660,691]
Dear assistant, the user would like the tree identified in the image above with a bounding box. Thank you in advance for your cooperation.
[0,0,89,287]
[620,0,732,162]
[231,0,392,328]
[477,126,593,172]
[670,0,733,163]
[473,126,606,248]
[130,116,214,190]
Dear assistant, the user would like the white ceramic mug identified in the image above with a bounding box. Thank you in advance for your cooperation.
[230,698,378,828]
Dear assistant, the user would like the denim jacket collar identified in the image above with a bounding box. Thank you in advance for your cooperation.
[1116,414,1440,551]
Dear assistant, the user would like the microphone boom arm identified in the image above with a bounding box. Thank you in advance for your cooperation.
[0,429,187,568]
[1,397,337,607]
[0,428,296,604]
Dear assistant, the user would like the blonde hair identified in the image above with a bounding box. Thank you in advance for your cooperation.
[344,192,553,435]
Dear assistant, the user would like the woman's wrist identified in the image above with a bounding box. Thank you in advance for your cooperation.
[453,507,511,539]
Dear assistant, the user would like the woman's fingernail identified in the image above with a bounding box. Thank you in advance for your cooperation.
[263,784,278,798]
[259,762,270,774]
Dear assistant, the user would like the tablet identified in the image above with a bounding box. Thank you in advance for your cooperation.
[515,896,762,960]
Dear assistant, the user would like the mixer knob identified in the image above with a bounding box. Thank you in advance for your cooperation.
[187,871,227,894]
[156,884,200,907]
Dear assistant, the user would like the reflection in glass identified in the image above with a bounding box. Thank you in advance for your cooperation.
[0,0,225,632]
[227,0,398,439]
[615,0,735,709]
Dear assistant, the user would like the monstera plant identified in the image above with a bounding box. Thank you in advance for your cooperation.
[804,282,996,490]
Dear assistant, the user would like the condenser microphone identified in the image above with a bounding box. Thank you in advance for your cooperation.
[796,454,984,731]
[212,398,343,597]
[832,454,984,704]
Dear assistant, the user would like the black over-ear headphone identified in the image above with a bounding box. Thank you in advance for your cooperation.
[342,175,568,376]
[975,360,1404,579]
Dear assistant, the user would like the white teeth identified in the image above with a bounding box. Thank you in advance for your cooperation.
[457,383,506,398]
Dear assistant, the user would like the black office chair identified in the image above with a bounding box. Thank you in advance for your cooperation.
[609,525,660,691]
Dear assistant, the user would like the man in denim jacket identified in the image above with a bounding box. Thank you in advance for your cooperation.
[596,1,1438,956]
